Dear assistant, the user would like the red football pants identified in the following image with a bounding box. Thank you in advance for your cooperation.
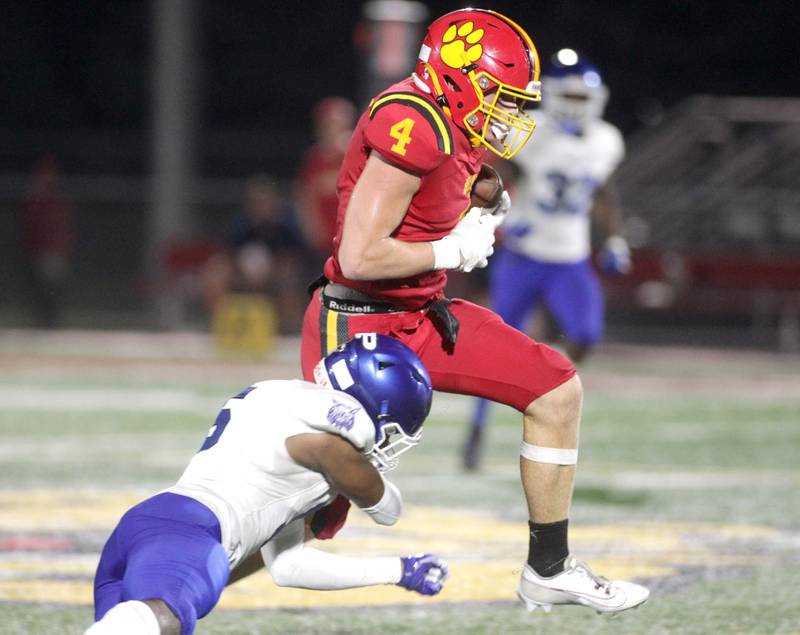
[301,290,575,412]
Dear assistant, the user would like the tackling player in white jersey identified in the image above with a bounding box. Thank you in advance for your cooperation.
[465,49,631,471]
[86,334,447,635]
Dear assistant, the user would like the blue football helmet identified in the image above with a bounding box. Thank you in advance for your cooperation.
[542,48,608,133]
[313,333,433,471]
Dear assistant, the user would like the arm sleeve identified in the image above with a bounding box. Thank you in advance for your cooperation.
[262,518,402,589]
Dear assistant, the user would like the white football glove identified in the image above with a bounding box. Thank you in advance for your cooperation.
[483,190,511,229]
[431,207,496,272]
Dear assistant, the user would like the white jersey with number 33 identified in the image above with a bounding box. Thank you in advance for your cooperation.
[503,112,625,263]
[166,380,375,569]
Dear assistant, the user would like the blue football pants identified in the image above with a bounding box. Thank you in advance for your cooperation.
[489,247,604,346]
[93,492,230,635]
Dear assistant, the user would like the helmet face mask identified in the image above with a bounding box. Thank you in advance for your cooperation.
[414,9,542,158]
[464,76,539,158]
[313,334,432,472]
[370,421,423,472]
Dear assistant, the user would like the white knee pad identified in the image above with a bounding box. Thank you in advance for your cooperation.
[84,600,160,635]
[520,442,578,465]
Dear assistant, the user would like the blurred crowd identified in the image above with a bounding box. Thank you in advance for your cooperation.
[201,96,356,333]
[199,96,359,336]
[16,96,361,336]
[19,154,74,329]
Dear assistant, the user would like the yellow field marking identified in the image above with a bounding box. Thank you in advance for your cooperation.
[0,559,96,575]
[0,490,142,530]
[0,579,92,605]
[0,490,789,608]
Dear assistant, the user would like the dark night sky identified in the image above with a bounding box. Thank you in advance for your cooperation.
[3,1,798,152]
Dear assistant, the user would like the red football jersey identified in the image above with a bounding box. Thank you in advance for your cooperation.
[323,78,487,310]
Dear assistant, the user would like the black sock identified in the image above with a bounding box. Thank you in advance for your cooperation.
[527,519,569,577]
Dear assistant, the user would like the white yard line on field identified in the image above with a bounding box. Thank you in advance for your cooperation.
[0,383,476,416]
[0,385,222,413]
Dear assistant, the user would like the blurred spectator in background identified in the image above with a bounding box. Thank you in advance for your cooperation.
[294,96,356,272]
[464,49,631,471]
[202,174,305,334]
[20,154,74,328]
[353,0,428,106]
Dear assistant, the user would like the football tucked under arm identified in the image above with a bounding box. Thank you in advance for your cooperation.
[430,164,511,272]
[470,163,504,214]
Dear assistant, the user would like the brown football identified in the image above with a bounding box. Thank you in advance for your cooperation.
[470,163,504,213]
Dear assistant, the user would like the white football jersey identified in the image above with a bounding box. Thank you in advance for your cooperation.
[502,112,625,263]
[166,380,375,568]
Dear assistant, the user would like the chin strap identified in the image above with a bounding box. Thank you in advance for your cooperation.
[411,72,430,93]
[413,65,453,118]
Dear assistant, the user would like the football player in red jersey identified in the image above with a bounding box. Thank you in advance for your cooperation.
[300,8,649,614]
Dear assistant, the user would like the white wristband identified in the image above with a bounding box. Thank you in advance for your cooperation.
[430,237,461,270]
[359,479,402,525]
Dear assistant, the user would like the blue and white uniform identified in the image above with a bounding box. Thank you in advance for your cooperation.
[92,380,375,635]
[493,111,625,345]
[168,380,375,569]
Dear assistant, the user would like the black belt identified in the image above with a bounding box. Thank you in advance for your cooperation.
[321,283,403,314]
[308,274,459,348]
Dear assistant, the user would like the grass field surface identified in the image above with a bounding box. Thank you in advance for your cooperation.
[0,330,798,634]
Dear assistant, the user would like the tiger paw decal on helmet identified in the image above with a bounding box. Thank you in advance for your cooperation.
[413,9,542,158]
[440,21,484,68]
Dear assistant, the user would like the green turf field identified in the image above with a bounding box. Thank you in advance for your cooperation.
[0,331,798,634]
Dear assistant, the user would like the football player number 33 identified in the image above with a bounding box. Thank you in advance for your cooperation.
[389,118,415,156]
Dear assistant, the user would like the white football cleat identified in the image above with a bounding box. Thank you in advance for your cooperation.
[517,556,650,614]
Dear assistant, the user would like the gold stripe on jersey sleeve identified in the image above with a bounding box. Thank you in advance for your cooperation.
[369,92,453,155]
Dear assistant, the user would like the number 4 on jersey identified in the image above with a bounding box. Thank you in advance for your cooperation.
[389,118,415,156]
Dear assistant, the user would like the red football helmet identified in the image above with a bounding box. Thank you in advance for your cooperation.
[413,9,542,158]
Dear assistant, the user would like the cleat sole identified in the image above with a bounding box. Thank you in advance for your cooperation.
[517,590,553,613]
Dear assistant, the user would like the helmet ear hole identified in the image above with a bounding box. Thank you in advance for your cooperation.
[443,75,461,91]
